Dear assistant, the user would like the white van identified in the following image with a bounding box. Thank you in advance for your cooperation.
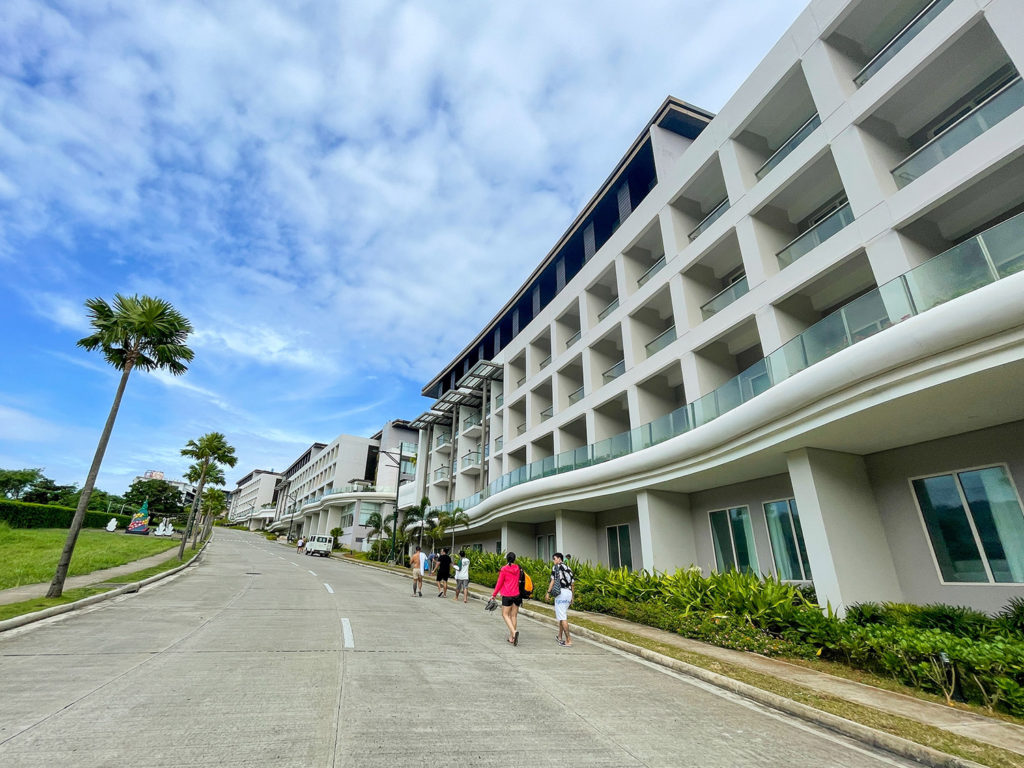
[304,535,334,557]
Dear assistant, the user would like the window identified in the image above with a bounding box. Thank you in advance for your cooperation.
[607,524,632,570]
[912,465,1024,583]
[709,507,758,573]
[359,502,382,526]
[340,513,354,528]
[764,499,812,581]
[472,543,483,552]
[536,534,556,561]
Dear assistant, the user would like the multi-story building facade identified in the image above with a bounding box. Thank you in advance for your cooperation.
[228,469,283,529]
[410,0,1024,614]
[267,420,418,549]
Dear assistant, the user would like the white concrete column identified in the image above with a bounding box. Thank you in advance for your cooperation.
[800,39,855,123]
[986,0,1024,75]
[501,521,534,556]
[735,215,779,287]
[754,304,788,355]
[786,448,903,615]
[865,229,926,286]
[636,490,697,572]
[718,139,756,202]
[555,509,599,565]
[659,205,691,261]
[830,124,898,219]
[323,506,342,537]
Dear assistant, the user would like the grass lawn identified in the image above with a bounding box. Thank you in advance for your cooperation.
[0,523,178,590]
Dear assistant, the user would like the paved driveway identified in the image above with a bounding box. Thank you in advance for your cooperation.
[0,529,924,767]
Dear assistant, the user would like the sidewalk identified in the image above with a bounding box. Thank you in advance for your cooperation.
[0,545,185,606]
[338,551,1024,762]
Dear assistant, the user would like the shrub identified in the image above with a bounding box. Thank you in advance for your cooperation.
[0,499,131,530]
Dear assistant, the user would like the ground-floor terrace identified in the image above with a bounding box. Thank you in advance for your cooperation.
[444,275,1024,615]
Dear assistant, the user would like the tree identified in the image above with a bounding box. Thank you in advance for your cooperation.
[198,486,226,542]
[365,510,392,547]
[440,507,470,550]
[47,295,194,598]
[0,468,44,499]
[22,476,77,505]
[178,432,236,559]
[402,496,437,551]
[185,462,224,547]
[57,486,125,513]
[123,478,186,521]
[330,527,343,548]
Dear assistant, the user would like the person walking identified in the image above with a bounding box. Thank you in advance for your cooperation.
[546,552,575,646]
[435,547,453,597]
[296,536,305,554]
[410,545,426,597]
[490,552,523,645]
[453,550,470,604]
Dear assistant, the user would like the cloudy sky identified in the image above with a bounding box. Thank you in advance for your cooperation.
[0,0,808,494]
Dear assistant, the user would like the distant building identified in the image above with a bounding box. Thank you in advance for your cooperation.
[132,471,196,510]
[228,469,283,530]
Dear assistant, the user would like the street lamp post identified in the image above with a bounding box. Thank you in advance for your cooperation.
[377,445,405,564]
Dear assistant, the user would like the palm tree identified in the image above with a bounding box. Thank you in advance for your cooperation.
[402,496,437,550]
[47,295,194,598]
[365,510,392,546]
[178,432,237,559]
[442,507,470,550]
[185,463,225,546]
[199,486,226,542]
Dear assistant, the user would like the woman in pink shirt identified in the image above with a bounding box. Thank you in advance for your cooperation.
[491,551,522,645]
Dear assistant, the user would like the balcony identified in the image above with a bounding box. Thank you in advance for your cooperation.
[463,413,482,438]
[637,255,667,288]
[776,202,854,268]
[602,359,626,384]
[892,77,1024,189]
[701,276,750,320]
[598,297,620,322]
[460,452,482,475]
[495,393,504,409]
[568,385,585,404]
[539,354,552,370]
[644,327,677,358]
[494,435,503,451]
[517,375,527,388]
[516,422,527,436]
[398,441,417,457]
[853,0,954,87]
[565,329,582,349]
[755,114,820,181]
[687,198,730,242]
[431,466,450,486]
[540,405,554,422]
[434,433,452,454]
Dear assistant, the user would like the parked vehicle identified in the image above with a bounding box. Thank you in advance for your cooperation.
[304,535,334,557]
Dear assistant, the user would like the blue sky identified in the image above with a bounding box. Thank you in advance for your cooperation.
[0,0,807,494]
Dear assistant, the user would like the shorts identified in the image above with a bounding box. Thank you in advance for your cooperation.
[413,568,424,577]
[436,572,450,583]
[554,590,572,622]
[455,578,469,592]
[501,595,523,607]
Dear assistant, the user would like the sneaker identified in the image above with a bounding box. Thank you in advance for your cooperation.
[513,631,519,646]
[557,639,566,646]
[418,592,423,597]
[437,593,443,598]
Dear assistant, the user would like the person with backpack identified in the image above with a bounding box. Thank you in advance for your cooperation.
[546,552,574,647]
[490,551,528,645]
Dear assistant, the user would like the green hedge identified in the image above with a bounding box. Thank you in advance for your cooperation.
[0,499,131,530]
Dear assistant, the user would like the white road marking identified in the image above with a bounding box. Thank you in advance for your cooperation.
[324,583,334,594]
[341,618,353,648]
[308,570,317,576]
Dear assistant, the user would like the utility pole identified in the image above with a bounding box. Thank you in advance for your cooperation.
[377,445,404,564]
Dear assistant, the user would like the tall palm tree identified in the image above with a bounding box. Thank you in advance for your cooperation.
[178,432,236,558]
[199,486,226,542]
[185,462,225,546]
[365,510,392,546]
[442,507,470,550]
[402,496,437,550]
[47,295,194,598]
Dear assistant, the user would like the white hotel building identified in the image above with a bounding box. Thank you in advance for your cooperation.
[408,0,1024,614]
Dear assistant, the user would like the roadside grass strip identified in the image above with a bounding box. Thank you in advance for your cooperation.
[0,524,178,589]
[0,587,110,623]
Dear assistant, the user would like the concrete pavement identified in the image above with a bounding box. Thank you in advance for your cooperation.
[0,528,933,767]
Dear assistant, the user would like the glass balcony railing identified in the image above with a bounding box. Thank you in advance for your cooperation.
[566,329,582,348]
[495,394,504,408]
[597,297,619,321]
[539,354,552,370]
[755,114,821,180]
[602,359,626,384]
[892,78,1024,189]
[701,276,750,320]
[432,467,450,482]
[776,203,854,268]
[568,385,585,404]
[516,422,527,435]
[435,433,451,448]
[645,326,677,357]
[494,436,503,451]
[398,441,418,456]
[854,0,954,87]
[428,210,1024,521]
[540,405,554,421]
[517,375,526,388]
[637,255,667,287]
[688,198,730,242]
[463,414,482,430]
[461,452,481,469]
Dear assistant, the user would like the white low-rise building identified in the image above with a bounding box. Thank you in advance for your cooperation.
[228,469,282,529]
[410,0,1024,614]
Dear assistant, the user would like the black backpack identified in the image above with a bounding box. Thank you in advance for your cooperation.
[518,565,533,599]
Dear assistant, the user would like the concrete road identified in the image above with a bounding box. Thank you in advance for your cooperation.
[0,529,924,767]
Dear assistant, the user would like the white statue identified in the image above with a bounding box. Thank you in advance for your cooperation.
[105,518,117,532]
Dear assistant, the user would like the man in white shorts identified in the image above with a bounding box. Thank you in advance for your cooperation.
[410,545,425,597]
[546,552,574,646]
[453,550,470,603]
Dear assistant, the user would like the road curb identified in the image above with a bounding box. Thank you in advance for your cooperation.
[338,555,988,768]
[0,538,212,633]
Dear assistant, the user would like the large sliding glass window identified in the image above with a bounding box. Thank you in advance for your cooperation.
[709,507,758,574]
[764,499,812,581]
[358,502,382,526]
[913,466,1024,583]
[607,524,632,570]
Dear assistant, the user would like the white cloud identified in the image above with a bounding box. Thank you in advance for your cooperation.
[0,404,62,442]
